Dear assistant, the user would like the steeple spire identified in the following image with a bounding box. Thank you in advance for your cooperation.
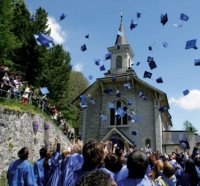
[115,10,127,45]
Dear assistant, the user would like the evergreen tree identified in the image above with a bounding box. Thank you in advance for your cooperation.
[183,120,198,132]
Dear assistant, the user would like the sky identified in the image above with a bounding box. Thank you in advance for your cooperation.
[26,0,200,132]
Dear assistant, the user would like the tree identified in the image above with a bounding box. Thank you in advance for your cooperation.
[183,120,198,132]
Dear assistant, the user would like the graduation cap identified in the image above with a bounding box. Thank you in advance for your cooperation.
[59,13,66,21]
[80,95,87,104]
[159,106,168,113]
[85,34,89,39]
[180,139,190,150]
[100,114,108,121]
[161,13,168,25]
[134,116,140,123]
[148,46,153,51]
[149,61,157,70]
[132,131,138,136]
[112,75,116,82]
[136,62,141,66]
[143,71,152,78]
[147,56,154,62]
[88,75,93,80]
[156,77,163,83]
[29,15,36,22]
[89,98,95,105]
[105,52,112,60]
[173,23,183,28]
[116,90,121,97]
[108,102,115,109]
[124,82,131,89]
[100,65,106,71]
[117,44,121,49]
[130,20,138,30]
[138,91,143,98]
[137,12,141,19]
[104,88,112,95]
[40,87,49,95]
[142,96,148,101]
[35,33,54,47]
[127,100,133,105]
[115,107,126,118]
[81,44,87,51]
[185,39,198,50]
[94,59,100,66]
[163,42,168,48]
[127,114,133,121]
[183,89,190,96]
[194,59,200,66]
[180,13,189,22]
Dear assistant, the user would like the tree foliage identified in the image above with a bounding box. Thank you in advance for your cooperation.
[183,120,198,132]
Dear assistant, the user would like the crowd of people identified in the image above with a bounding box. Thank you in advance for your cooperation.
[0,65,74,140]
[6,138,200,186]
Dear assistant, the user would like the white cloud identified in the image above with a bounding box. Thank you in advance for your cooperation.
[73,63,84,72]
[47,16,67,44]
[169,89,200,110]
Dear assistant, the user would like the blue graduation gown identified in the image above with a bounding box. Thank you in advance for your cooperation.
[7,159,37,186]
[44,152,61,186]
[114,165,129,183]
[34,158,45,186]
[59,153,83,186]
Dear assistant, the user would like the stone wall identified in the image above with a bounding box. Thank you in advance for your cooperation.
[0,107,71,174]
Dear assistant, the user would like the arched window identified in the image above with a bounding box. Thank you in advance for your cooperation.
[116,56,122,69]
[110,100,128,126]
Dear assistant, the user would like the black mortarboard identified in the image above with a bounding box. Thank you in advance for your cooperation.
[29,15,36,22]
[85,34,89,39]
[104,88,112,95]
[185,39,198,50]
[105,52,112,60]
[148,46,153,51]
[180,13,189,22]
[156,77,163,83]
[116,90,121,98]
[147,56,154,62]
[137,12,141,19]
[35,33,54,47]
[160,13,168,25]
[149,61,157,70]
[81,44,87,52]
[88,75,93,80]
[159,106,168,113]
[132,131,138,136]
[94,59,100,66]
[130,20,138,30]
[59,13,66,21]
[183,89,190,96]
[194,59,200,66]
[163,42,168,48]
[112,75,116,82]
[143,71,152,78]
[136,62,140,66]
[127,100,132,105]
[100,65,105,71]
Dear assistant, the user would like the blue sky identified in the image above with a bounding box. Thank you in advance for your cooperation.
[26,0,200,132]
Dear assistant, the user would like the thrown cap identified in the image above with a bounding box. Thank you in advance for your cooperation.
[183,89,190,96]
[81,44,87,52]
[180,13,189,22]
[185,39,198,50]
[161,13,168,25]
[143,71,152,78]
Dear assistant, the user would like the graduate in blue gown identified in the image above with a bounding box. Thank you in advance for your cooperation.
[7,147,37,186]
[43,138,61,186]
[34,147,47,186]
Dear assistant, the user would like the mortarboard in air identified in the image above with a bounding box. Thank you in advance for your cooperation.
[59,13,66,21]
[35,33,54,47]
[180,13,189,22]
[147,56,154,62]
[194,59,200,66]
[85,34,89,39]
[88,75,93,80]
[89,98,95,105]
[104,88,112,95]
[142,96,148,101]
[185,39,198,50]
[159,106,168,113]
[108,102,115,109]
[116,90,121,97]
[29,15,36,22]
[134,116,140,123]
[127,100,132,105]
[112,75,116,82]
[179,139,190,150]
[173,23,183,28]
[115,107,126,118]
[124,82,131,89]
[117,44,121,49]
[105,52,112,60]
[138,91,143,98]
[149,61,157,70]
[68,64,73,70]
[136,62,140,66]
[130,20,138,30]
[80,95,87,108]
[148,46,153,51]
[183,89,190,96]
[161,13,168,25]
[127,114,133,121]
[156,77,163,83]
[163,42,168,48]
[132,131,138,136]
[100,114,108,121]
[40,87,49,95]
[137,12,141,19]
[94,59,100,66]
[168,113,172,119]
[143,71,152,79]
[100,65,106,71]
[81,44,87,52]
[125,76,130,82]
